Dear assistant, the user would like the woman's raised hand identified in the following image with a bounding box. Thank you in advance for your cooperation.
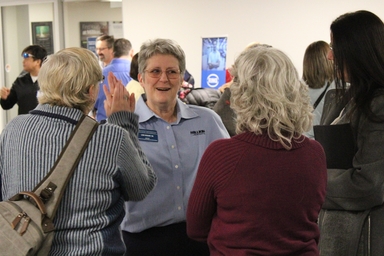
[103,71,135,117]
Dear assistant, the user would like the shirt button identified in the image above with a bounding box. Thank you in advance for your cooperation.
[167,126,170,129]
[177,186,180,190]
[178,206,181,210]
[175,165,179,169]
[171,145,175,149]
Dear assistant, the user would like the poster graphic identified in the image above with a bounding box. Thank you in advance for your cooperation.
[32,22,54,54]
[201,37,227,89]
[80,22,109,49]
[87,37,97,54]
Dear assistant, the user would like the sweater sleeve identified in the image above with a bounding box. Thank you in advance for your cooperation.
[323,96,384,211]
[186,138,234,241]
[108,111,157,201]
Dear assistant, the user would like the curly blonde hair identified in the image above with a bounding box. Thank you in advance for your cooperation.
[230,46,313,149]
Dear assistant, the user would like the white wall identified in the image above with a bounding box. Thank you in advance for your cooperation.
[1,5,30,124]
[63,1,122,48]
[29,3,53,22]
[122,0,384,87]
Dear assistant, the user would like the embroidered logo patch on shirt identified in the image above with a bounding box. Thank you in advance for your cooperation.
[138,129,158,142]
[190,130,206,136]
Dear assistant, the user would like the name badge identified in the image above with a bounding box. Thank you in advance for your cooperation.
[138,129,158,142]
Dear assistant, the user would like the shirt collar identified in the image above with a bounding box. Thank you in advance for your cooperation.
[135,96,199,124]
[31,104,85,124]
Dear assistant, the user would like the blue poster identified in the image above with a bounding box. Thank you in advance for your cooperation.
[87,36,97,55]
[201,37,227,89]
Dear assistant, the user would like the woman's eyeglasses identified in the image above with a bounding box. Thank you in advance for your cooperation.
[144,69,180,79]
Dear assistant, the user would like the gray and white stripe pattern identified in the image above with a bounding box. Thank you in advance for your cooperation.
[0,104,156,255]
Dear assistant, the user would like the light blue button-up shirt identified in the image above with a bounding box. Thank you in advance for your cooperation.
[121,96,230,232]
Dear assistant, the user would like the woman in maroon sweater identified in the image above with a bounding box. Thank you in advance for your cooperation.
[187,46,327,256]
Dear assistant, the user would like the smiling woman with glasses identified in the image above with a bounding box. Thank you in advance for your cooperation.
[0,44,47,115]
[120,38,229,256]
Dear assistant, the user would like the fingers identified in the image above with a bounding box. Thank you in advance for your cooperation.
[1,87,10,99]
[103,83,111,100]
[103,84,112,117]
[129,93,136,112]
[113,80,123,103]
[103,72,135,117]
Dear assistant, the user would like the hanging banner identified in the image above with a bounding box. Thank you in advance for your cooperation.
[201,36,227,89]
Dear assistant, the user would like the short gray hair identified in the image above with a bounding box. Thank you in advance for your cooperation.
[138,38,186,76]
[230,46,313,149]
[38,47,103,113]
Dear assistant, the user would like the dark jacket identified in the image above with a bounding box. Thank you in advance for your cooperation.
[320,89,351,125]
[318,92,384,256]
[0,72,39,115]
[183,88,221,110]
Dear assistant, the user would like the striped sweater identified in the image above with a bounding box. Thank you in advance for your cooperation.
[0,104,157,255]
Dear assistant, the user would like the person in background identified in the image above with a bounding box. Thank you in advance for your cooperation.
[183,69,195,87]
[302,40,335,138]
[0,45,47,115]
[126,53,144,103]
[187,46,327,255]
[96,34,114,67]
[0,47,156,255]
[178,70,195,101]
[95,38,134,121]
[121,38,229,256]
[207,41,221,70]
[213,78,236,136]
[318,10,384,256]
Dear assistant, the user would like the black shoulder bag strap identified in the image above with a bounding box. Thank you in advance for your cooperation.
[313,82,331,110]
[32,115,98,220]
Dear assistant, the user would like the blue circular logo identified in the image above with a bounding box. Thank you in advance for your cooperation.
[206,74,219,88]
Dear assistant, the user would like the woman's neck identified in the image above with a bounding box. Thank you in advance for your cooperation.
[147,102,177,123]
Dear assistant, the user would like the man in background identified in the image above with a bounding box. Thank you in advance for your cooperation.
[96,34,114,67]
[94,38,134,122]
[208,41,221,70]
[0,44,47,115]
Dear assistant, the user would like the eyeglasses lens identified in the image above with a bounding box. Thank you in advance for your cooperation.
[146,70,180,79]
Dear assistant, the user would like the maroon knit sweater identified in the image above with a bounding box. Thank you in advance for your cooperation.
[187,131,327,256]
